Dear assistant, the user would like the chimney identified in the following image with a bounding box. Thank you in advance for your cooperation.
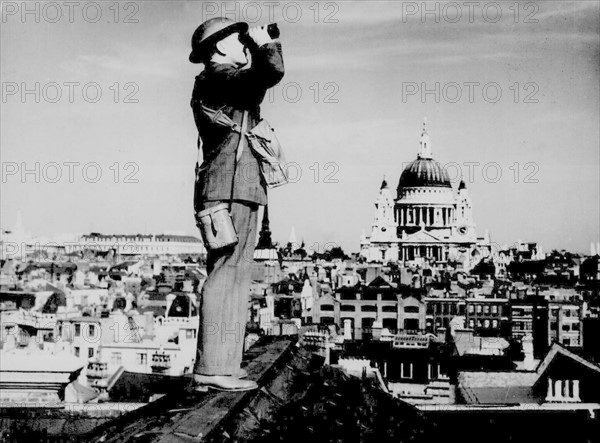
[522,335,535,370]
[143,311,154,340]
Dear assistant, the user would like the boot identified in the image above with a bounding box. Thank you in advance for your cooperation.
[191,374,258,392]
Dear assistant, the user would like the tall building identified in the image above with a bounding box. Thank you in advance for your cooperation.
[360,120,490,267]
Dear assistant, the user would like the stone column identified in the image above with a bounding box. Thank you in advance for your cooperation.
[573,380,580,401]
[554,380,562,401]
[546,378,553,401]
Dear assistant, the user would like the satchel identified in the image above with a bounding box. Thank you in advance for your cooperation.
[246,119,288,188]
[195,101,289,189]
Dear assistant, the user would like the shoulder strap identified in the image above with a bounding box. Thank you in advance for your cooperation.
[228,110,248,209]
[200,103,242,133]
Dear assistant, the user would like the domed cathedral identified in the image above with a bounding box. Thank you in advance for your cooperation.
[360,120,490,268]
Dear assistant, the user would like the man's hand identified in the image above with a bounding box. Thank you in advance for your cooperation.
[248,26,272,47]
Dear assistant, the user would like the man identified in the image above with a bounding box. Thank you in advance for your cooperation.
[188,17,284,391]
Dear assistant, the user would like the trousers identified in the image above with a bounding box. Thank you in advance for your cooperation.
[193,199,259,375]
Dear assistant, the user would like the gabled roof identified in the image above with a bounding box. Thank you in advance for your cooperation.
[317,293,338,304]
[535,343,600,380]
[367,276,392,288]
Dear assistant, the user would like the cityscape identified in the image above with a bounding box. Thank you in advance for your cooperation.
[1,1,599,442]
[2,121,599,441]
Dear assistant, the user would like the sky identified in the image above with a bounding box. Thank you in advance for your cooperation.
[1,1,599,255]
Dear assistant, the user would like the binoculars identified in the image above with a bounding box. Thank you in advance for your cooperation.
[265,23,280,39]
[239,23,280,45]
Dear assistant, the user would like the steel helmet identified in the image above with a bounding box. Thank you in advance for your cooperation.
[189,17,248,64]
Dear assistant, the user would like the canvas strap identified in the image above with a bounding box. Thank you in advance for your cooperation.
[228,110,248,210]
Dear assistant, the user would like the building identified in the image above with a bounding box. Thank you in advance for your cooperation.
[465,298,509,336]
[78,233,206,256]
[509,294,549,359]
[424,296,466,333]
[360,120,491,268]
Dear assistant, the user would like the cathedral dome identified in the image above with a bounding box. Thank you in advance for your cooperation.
[397,119,451,190]
[398,158,451,189]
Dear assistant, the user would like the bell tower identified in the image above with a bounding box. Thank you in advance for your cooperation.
[370,176,398,242]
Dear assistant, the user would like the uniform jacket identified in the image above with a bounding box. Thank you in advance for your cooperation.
[191,41,284,210]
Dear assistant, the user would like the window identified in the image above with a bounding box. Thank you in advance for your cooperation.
[468,305,474,314]
[75,323,81,337]
[362,305,378,312]
[186,329,196,339]
[404,306,419,314]
[492,319,498,328]
[382,306,397,313]
[468,319,475,328]
[362,292,377,301]
[340,305,356,312]
[562,324,570,331]
[74,347,80,357]
[320,316,335,325]
[137,353,147,365]
[362,318,375,329]
[89,324,96,337]
[476,305,482,314]
[491,305,498,315]
[484,305,490,315]
[551,322,558,330]
[572,322,580,331]
[381,293,397,302]
[484,319,490,328]
[88,348,94,358]
[404,319,420,330]
[111,352,122,365]
[401,362,413,379]
[320,304,334,311]
[382,318,397,330]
